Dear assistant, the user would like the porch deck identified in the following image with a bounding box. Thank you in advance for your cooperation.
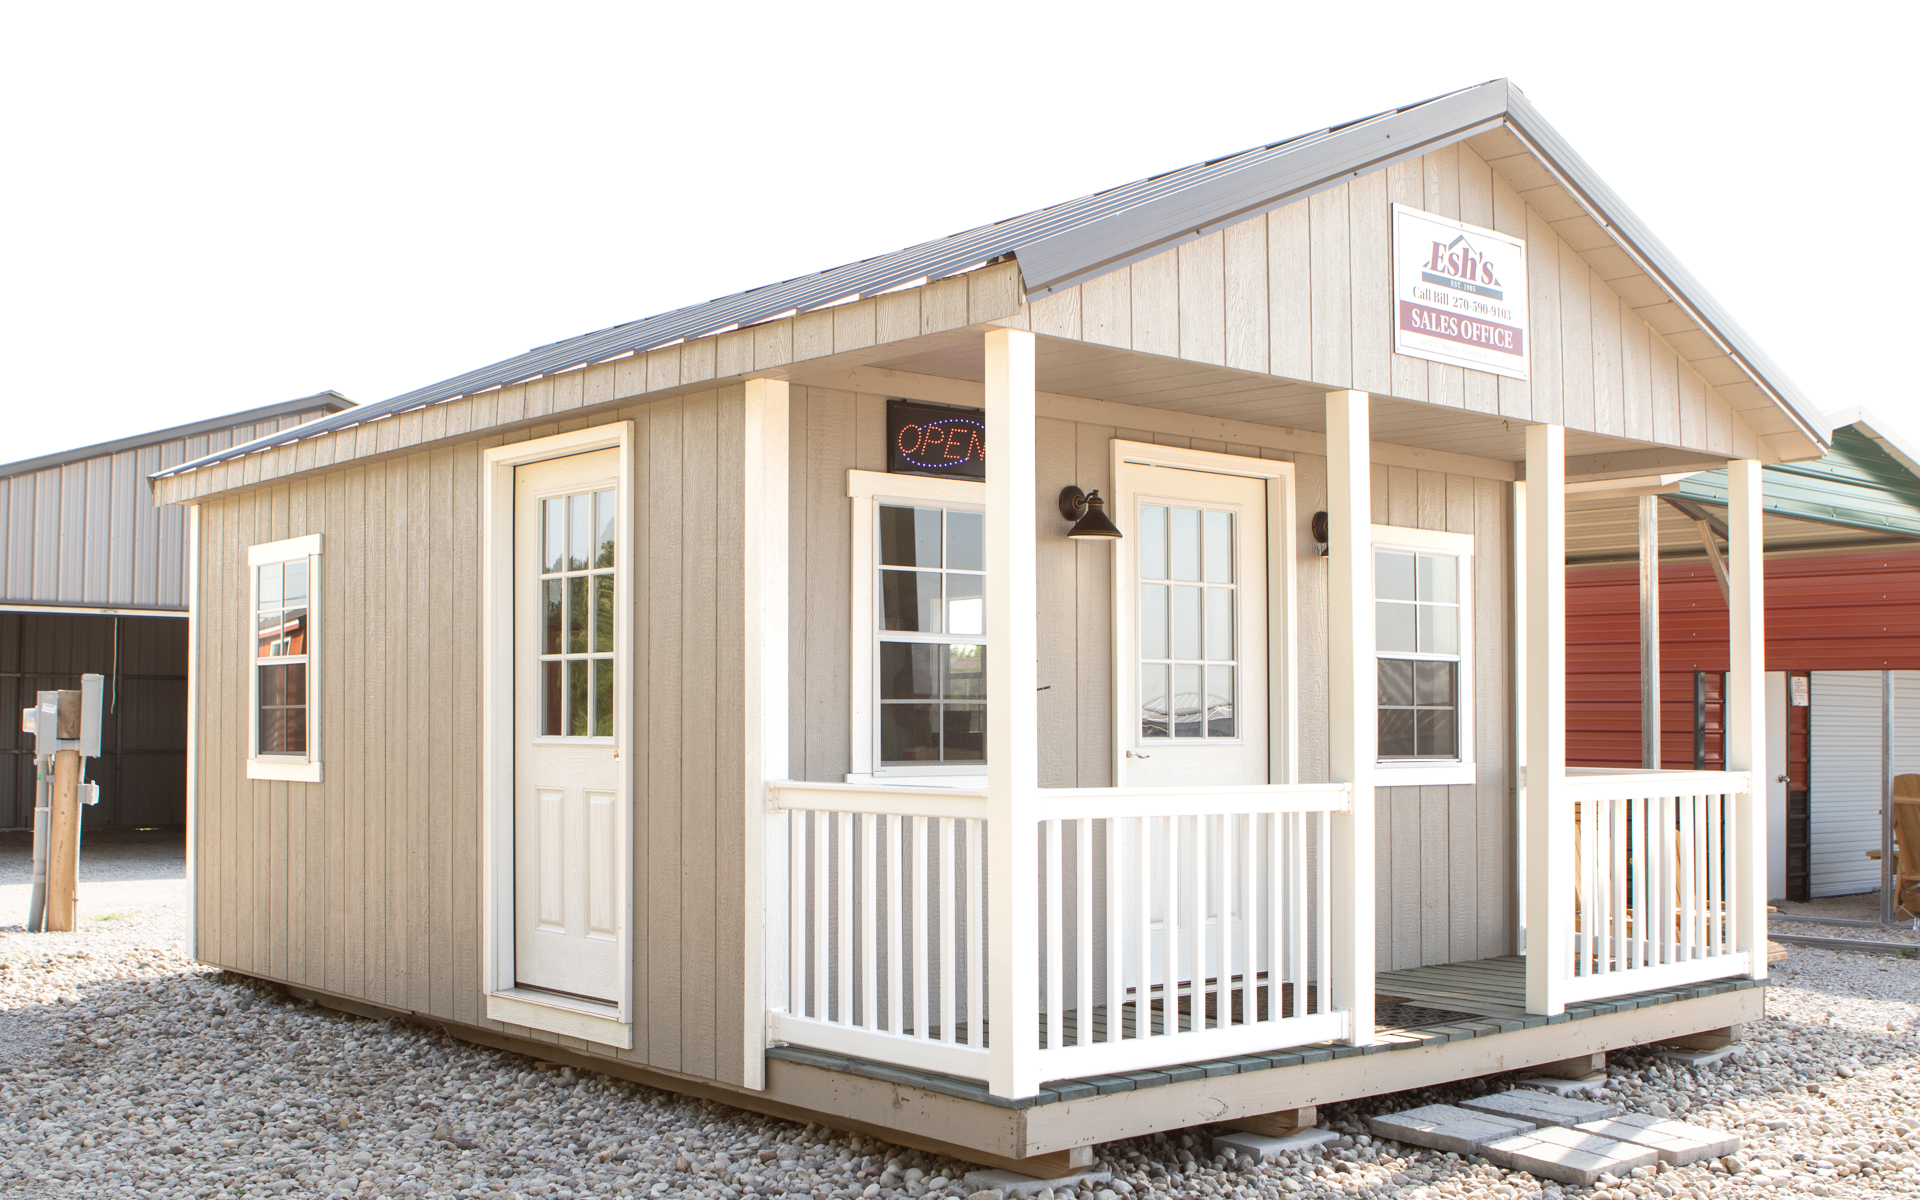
[764,957,1765,1110]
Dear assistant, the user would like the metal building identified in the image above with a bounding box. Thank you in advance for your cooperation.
[0,392,353,828]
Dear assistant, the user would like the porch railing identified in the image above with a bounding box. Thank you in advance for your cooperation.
[765,781,1350,1085]
[1558,769,1753,1003]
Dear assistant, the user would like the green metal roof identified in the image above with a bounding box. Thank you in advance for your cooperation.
[1676,423,1920,539]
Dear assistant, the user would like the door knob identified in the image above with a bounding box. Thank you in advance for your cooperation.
[1126,751,1152,759]
[1777,774,1789,783]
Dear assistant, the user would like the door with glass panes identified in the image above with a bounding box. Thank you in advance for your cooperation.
[513,450,621,1002]
[1116,465,1268,787]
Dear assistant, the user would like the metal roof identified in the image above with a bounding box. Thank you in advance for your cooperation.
[1675,419,1920,540]
[151,79,1827,481]
[4,391,354,481]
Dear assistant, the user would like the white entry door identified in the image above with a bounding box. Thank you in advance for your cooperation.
[1116,465,1269,787]
[513,449,622,1002]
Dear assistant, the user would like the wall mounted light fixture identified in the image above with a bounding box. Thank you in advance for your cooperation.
[1059,486,1123,539]
[1311,511,1330,557]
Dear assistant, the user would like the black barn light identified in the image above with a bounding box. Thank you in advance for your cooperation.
[1059,486,1123,539]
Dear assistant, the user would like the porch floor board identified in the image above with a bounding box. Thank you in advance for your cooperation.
[769,956,1764,1109]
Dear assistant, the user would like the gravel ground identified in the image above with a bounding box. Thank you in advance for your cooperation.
[3,836,1919,1198]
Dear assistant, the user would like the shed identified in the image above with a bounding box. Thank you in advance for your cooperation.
[0,392,353,828]
[154,81,1814,1171]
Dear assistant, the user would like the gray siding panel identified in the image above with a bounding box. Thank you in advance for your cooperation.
[191,389,750,1085]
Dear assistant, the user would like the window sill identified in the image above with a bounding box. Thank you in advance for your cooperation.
[1373,761,1476,787]
[487,988,632,1049]
[247,758,322,783]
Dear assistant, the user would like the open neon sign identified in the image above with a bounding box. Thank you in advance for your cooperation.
[887,399,985,479]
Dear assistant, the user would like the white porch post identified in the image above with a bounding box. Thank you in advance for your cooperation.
[1725,459,1768,979]
[985,328,1039,1097]
[1325,390,1375,1045]
[1523,423,1568,1016]
[743,378,790,1090]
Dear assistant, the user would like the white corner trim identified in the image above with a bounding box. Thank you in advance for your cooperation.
[248,533,323,566]
[247,757,323,783]
[487,989,633,1050]
[185,505,200,960]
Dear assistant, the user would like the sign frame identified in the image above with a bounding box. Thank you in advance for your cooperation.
[886,398,986,480]
[1391,203,1530,382]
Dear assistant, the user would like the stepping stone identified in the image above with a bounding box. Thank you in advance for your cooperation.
[1575,1114,1740,1166]
[1517,1073,1608,1098]
[1460,1088,1612,1127]
[1212,1128,1338,1162]
[962,1168,1111,1197]
[1366,1104,1536,1155]
[1481,1126,1658,1186]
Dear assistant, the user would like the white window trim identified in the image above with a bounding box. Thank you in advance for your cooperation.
[1372,523,1475,787]
[246,534,323,783]
[846,468,987,784]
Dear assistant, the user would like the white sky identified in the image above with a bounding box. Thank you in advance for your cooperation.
[2,3,1913,466]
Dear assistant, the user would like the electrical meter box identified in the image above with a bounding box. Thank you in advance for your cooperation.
[21,675,104,759]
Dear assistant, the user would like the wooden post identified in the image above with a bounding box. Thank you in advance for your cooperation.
[1325,390,1375,1046]
[742,378,791,1091]
[47,748,82,932]
[1524,423,1568,1016]
[985,328,1039,1098]
[1725,459,1768,978]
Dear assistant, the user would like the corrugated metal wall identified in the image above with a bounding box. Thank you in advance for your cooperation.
[0,611,188,829]
[0,406,333,609]
[1804,672,1920,898]
[1568,547,1920,769]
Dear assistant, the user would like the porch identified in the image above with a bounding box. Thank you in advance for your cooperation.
[752,329,1773,1107]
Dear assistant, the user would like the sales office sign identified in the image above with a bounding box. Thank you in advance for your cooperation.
[1392,204,1529,381]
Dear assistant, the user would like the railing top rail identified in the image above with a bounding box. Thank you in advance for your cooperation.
[1555,769,1752,801]
[766,780,987,817]
[1038,782,1352,820]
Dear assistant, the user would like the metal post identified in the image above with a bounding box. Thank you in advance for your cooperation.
[1639,495,1662,769]
[1883,670,1895,926]
[1694,671,1707,771]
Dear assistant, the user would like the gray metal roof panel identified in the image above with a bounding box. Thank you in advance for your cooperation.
[151,80,1825,481]
[4,391,355,481]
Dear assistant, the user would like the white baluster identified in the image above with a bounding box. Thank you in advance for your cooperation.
[940,816,956,1044]
[1076,817,1093,1046]
[862,814,877,1031]
[966,818,983,1048]
[1105,817,1122,1044]
[1046,819,1062,1052]
[1137,816,1153,1040]
[887,814,902,1036]
[912,815,928,1037]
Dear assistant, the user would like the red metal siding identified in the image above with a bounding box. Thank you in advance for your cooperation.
[1569,547,1920,769]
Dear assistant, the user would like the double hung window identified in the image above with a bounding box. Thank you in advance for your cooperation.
[847,470,988,780]
[249,534,322,782]
[1372,527,1474,780]
[876,504,986,766]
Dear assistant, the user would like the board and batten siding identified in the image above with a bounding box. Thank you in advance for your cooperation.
[190,387,753,1086]
[1009,141,1761,461]
[787,387,1515,968]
